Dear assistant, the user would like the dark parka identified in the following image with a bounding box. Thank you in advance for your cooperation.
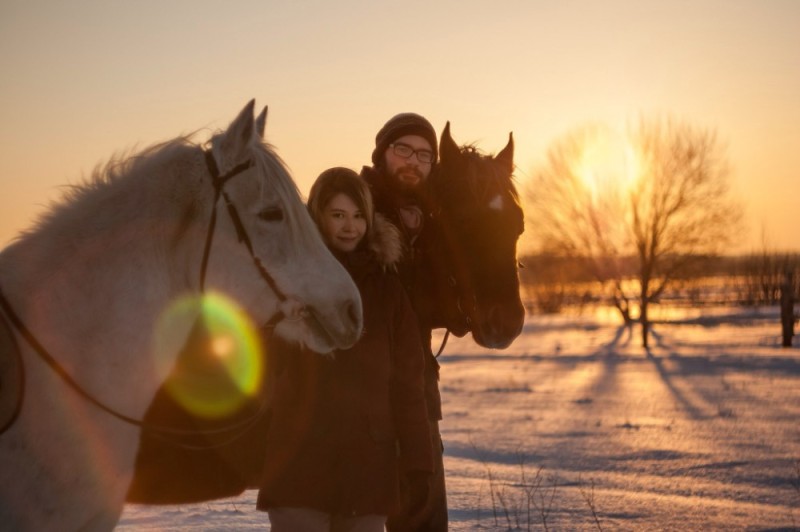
[360,166,443,422]
[256,215,433,516]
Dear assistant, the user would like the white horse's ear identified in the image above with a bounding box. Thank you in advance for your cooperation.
[256,106,268,139]
[218,100,256,166]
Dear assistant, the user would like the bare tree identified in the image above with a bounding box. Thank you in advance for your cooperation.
[526,116,742,347]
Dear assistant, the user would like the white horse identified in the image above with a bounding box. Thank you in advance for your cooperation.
[0,100,363,531]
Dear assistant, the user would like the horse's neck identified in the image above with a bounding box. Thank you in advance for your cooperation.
[1,159,208,338]
[0,156,214,419]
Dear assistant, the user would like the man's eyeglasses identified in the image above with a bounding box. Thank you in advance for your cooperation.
[389,142,435,164]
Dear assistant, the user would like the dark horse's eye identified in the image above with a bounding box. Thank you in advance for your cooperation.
[258,207,284,222]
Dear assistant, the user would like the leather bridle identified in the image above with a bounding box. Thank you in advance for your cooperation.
[200,150,287,308]
[0,148,287,441]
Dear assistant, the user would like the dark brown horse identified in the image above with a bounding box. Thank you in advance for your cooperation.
[415,122,525,350]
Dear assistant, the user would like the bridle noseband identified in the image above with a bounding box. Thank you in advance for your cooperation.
[0,147,288,441]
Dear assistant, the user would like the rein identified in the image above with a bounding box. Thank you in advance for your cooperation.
[0,286,261,439]
[0,148,285,441]
[430,207,475,358]
[435,329,450,358]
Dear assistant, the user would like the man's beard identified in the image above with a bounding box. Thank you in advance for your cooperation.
[388,166,424,198]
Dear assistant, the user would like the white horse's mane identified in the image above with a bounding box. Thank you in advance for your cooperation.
[17,135,199,243]
[15,130,317,253]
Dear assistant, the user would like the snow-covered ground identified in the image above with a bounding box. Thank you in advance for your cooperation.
[118,306,800,530]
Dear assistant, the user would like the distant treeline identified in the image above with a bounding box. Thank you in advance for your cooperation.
[520,252,800,313]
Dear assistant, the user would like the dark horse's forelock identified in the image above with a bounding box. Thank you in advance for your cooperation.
[468,146,519,201]
[435,141,520,211]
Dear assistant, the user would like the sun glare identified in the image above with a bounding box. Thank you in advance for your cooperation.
[575,129,640,200]
[153,292,264,418]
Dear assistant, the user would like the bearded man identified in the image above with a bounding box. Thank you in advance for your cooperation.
[361,113,448,531]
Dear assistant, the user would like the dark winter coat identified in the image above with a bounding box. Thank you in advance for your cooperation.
[256,215,434,516]
[361,166,443,422]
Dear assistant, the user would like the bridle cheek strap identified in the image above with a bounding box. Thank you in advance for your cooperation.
[200,149,288,329]
[199,150,252,292]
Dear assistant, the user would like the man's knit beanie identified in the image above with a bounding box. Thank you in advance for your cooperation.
[371,113,438,166]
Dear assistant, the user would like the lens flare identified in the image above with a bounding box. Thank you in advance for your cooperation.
[154,292,264,418]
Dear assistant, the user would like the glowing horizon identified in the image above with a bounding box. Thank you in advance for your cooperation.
[2,1,798,253]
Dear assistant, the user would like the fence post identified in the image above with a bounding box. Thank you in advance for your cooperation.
[780,270,795,347]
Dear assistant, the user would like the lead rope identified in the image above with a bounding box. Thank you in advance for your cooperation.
[435,329,450,358]
[0,285,201,434]
[0,289,25,434]
[2,282,266,440]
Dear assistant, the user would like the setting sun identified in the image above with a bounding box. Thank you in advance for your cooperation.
[574,127,641,201]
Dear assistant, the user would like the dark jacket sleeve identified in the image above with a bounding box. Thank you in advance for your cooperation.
[388,276,435,474]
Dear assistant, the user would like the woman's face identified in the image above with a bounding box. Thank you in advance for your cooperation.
[319,193,367,253]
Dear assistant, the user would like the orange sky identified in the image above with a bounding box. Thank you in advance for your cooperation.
[1,0,798,253]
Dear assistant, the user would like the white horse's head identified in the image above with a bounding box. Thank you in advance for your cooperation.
[0,100,363,530]
[198,100,362,353]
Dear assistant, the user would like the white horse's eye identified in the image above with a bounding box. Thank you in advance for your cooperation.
[259,207,284,222]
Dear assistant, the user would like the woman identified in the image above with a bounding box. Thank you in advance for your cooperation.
[257,167,434,531]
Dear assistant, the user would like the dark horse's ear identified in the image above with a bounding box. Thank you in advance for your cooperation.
[439,121,460,163]
[495,132,515,175]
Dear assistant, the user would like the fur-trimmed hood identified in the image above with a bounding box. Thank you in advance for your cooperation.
[365,213,403,270]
